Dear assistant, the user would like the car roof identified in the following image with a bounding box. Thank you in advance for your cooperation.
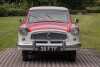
[29,6,68,11]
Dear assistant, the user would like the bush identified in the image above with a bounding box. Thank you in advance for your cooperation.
[87,10,100,13]
[70,10,87,14]
[86,7,100,13]
[8,8,26,16]
[0,5,26,16]
[0,6,8,16]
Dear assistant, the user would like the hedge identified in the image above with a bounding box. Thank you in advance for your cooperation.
[8,8,26,16]
[86,7,100,13]
[0,6,100,16]
[0,6,8,16]
[0,6,26,16]
[70,10,87,14]
[70,10,100,14]
[87,10,100,13]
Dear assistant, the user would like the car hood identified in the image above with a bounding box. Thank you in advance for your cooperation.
[27,22,71,32]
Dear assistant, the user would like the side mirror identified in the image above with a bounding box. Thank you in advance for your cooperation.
[19,18,22,22]
[75,18,79,24]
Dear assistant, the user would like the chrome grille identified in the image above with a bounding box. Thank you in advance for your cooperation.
[31,32,67,40]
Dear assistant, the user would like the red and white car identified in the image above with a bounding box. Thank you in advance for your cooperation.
[17,6,81,61]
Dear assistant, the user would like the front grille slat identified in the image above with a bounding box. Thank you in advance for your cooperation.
[50,41,63,43]
[31,32,67,40]
[31,33,47,39]
[35,41,48,43]
[49,32,67,39]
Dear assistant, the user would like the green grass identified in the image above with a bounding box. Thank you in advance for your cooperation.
[73,14,100,51]
[0,14,100,51]
[0,17,21,47]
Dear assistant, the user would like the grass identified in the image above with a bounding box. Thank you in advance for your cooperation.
[0,17,21,47]
[0,14,100,51]
[73,14,100,51]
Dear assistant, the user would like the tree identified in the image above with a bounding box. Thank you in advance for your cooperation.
[57,0,85,9]
[0,0,97,10]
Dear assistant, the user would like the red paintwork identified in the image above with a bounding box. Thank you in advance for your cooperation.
[20,15,72,32]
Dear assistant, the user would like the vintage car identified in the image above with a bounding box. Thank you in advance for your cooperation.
[17,6,81,61]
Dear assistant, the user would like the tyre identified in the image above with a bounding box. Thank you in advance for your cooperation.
[22,50,33,61]
[65,51,76,62]
[69,51,76,62]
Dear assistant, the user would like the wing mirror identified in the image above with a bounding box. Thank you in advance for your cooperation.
[19,18,22,22]
[75,18,79,24]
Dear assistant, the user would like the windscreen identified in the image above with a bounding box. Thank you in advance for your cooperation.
[28,10,68,23]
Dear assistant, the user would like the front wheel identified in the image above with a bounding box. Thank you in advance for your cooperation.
[22,50,33,61]
[69,51,76,61]
[65,51,76,62]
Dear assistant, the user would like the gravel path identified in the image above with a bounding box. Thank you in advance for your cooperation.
[0,48,100,67]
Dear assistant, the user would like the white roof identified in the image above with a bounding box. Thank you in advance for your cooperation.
[29,6,68,11]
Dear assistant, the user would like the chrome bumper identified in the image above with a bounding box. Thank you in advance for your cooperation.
[17,43,81,51]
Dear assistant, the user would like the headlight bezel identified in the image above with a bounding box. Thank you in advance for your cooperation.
[19,28,29,35]
[71,27,79,36]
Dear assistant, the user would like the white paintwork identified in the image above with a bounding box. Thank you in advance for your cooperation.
[29,6,68,11]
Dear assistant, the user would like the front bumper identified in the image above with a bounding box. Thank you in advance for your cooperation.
[17,43,81,51]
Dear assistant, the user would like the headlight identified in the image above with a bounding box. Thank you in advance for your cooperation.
[19,28,28,35]
[71,28,79,35]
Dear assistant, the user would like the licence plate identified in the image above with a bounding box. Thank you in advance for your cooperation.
[39,47,57,51]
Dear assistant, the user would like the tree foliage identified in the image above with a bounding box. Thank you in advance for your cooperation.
[0,0,98,9]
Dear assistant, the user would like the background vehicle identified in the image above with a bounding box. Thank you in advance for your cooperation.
[17,6,81,61]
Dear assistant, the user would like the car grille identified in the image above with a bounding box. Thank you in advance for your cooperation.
[31,32,67,40]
